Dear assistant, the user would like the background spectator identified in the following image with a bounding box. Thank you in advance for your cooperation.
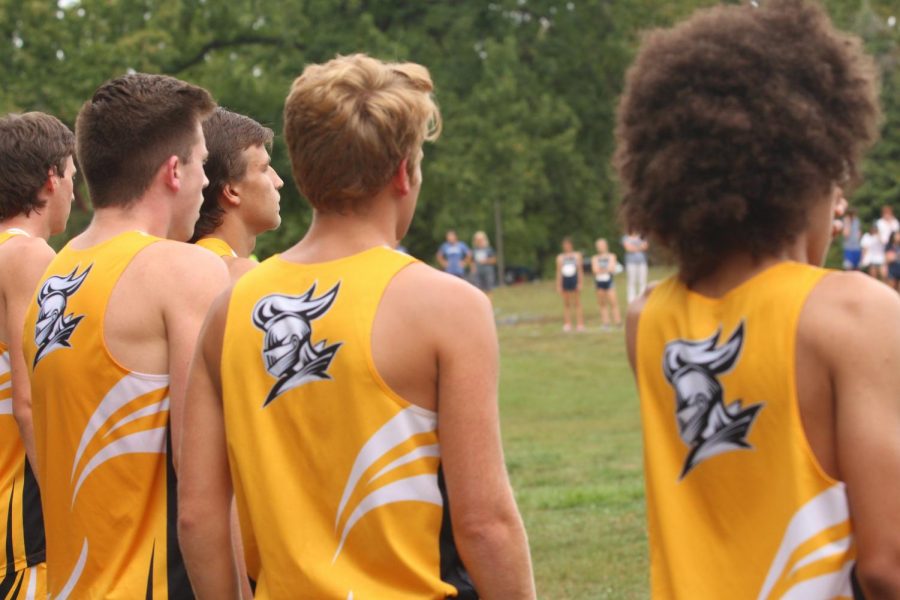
[842,206,862,270]
[621,231,649,303]
[861,222,886,280]
[471,230,497,294]
[436,229,471,277]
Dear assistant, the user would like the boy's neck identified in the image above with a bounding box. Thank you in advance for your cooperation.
[686,236,817,298]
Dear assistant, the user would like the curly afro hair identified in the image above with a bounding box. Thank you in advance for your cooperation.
[614,0,881,283]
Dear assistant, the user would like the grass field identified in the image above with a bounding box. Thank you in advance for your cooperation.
[491,271,662,599]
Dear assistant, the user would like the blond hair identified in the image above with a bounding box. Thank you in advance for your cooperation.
[283,54,441,213]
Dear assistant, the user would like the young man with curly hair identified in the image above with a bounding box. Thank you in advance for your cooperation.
[178,54,535,599]
[190,107,284,282]
[617,0,900,597]
[0,111,75,599]
[22,74,228,598]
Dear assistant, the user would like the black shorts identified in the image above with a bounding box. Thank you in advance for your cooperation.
[890,262,900,281]
[562,276,578,291]
[595,279,613,290]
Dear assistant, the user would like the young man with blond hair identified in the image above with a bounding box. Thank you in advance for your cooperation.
[190,107,284,281]
[22,73,228,598]
[179,54,535,599]
[618,0,900,597]
[0,111,75,599]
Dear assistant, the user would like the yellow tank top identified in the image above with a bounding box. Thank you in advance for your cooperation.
[636,262,856,599]
[0,230,45,575]
[22,231,192,599]
[195,236,237,258]
[222,246,476,599]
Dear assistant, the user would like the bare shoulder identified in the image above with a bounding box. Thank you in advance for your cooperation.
[803,270,900,326]
[225,257,258,282]
[139,240,229,284]
[0,235,54,270]
[394,261,491,314]
[0,236,55,292]
[800,270,900,350]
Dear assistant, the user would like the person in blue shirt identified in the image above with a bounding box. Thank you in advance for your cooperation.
[437,229,471,277]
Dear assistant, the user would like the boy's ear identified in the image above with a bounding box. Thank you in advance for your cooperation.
[162,156,180,192]
[391,158,411,196]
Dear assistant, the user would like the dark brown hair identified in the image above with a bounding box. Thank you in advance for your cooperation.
[284,54,441,213]
[614,0,881,283]
[75,73,215,208]
[190,108,274,242]
[0,112,75,220]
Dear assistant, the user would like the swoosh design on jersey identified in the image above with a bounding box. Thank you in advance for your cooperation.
[72,428,167,507]
[0,351,11,397]
[333,407,442,564]
[790,534,852,575]
[334,407,438,530]
[71,374,168,488]
[55,538,88,600]
[25,564,36,600]
[103,400,169,438]
[757,484,853,600]
[333,474,442,563]
[367,444,440,484]
[780,559,853,599]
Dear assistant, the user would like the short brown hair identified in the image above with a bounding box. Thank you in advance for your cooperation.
[283,54,441,213]
[0,112,74,220]
[190,108,274,242]
[614,0,881,283]
[76,73,215,208]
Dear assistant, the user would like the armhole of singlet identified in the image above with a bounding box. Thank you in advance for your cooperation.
[786,268,842,487]
[99,238,170,383]
[362,259,437,417]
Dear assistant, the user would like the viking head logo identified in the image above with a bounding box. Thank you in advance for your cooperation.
[662,322,763,479]
[252,282,342,407]
[33,265,92,367]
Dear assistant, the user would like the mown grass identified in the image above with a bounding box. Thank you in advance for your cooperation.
[492,270,670,599]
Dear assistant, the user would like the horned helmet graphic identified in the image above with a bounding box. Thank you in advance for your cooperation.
[33,265,92,367]
[252,282,342,406]
[662,322,763,479]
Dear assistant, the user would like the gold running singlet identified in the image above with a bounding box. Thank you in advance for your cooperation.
[0,230,46,599]
[636,262,858,599]
[195,237,237,258]
[23,231,192,599]
[222,247,476,599]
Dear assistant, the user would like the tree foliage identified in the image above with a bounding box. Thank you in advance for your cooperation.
[1,0,897,273]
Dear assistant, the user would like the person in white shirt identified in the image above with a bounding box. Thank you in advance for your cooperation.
[861,222,887,280]
[876,205,899,247]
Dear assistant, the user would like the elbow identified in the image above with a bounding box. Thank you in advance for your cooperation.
[452,506,523,552]
[11,400,31,435]
[856,552,900,597]
[177,497,208,549]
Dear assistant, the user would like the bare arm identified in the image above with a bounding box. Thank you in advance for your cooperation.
[6,239,55,477]
[576,252,584,290]
[625,284,655,373]
[807,275,900,596]
[555,255,563,293]
[436,284,536,599]
[164,247,229,468]
[178,290,242,600]
[436,248,448,269]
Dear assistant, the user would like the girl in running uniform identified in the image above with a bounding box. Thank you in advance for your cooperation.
[886,231,900,290]
[556,237,584,332]
[591,238,621,328]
